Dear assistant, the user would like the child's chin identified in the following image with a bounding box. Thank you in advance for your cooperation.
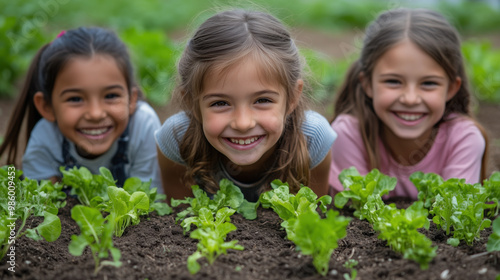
[76,145,109,159]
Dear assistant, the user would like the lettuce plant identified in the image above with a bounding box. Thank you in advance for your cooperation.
[259,179,331,233]
[259,181,350,275]
[433,193,492,246]
[122,177,172,215]
[60,166,113,206]
[186,207,243,274]
[428,179,493,246]
[483,171,500,217]
[334,167,396,221]
[69,205,121,275]
[487,217,500,252]
[335,168,436,268]
[412,171,496,247]
[287,209,350,276]
[0,166,65,260]
[61,166,171,217]
[103,186,150,237]
[373,202,436,269]
[172,179,257,229]
[343,259,359,280]
[410,171,444,209]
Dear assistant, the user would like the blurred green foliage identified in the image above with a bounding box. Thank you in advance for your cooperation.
[0,15,45,97]
[437,1,500,34]
[301,49,354,111]
[1,0,500,105]
[463,42,500,103]
[120,28,182,105]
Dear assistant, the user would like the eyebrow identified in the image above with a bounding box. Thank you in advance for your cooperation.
[378,73,446,80]
[59,84,126,96]
[201,90,280,101]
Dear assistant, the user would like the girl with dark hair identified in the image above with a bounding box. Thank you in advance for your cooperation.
[0,27,161,188]
[329,8,488,199]
[155,9,336,202]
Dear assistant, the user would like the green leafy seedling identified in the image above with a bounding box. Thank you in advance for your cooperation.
[334,167,396,221]
[343,259,358,280]
[487,217,500,252]
[105,186,150,237]
[0,166,65,259]
[287,209,350,276]
[186,207,243,274]
[60,166,114,206]
[172,179,257,229]
[69,205,121,275]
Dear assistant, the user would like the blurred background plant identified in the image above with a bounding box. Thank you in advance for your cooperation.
[1,0,499,106]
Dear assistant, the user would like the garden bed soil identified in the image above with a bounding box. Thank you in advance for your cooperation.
[1,196,499,280]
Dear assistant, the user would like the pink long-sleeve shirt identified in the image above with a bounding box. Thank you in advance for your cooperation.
[329,114,485,200]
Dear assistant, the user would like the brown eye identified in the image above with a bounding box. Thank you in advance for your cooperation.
[210,101,229,107]
[105,93,122,99]
[66,96,82,103]
[384,79,401,85]
[255,98,272,104]
[422,81,438,87]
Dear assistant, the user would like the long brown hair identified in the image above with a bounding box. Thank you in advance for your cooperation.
[332,8,489,180]
[172,9,311,193]
[0,27,138,166]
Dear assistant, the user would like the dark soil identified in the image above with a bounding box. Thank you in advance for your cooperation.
[1,196,499,280]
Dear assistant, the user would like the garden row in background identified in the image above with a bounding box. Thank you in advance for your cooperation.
[1,0,500,105]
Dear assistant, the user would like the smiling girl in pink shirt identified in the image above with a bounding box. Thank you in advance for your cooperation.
[329,8,488,199]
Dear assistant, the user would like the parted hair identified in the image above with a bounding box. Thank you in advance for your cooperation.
[0,27,138,166]
[173,9,310,194]
[332,8,488,180]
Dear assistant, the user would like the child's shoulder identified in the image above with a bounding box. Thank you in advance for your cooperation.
[436,113,485,148]
[332,113,358,123]
[331,114,360,133]
[31,118,63,139]
[155,111,190,145]
[133,100,159,119]
[302,110,336,135]
[304,110,331,126]
[25,118,64,152]
[163,111,190,128]
[442,113,482,134]
[129,101,160,129]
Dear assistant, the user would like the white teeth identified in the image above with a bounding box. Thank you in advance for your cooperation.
[397,113,423,121]
[230,137,259,145]
[80,128,108,135]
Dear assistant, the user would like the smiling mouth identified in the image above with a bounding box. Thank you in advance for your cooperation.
[79,127,111,136]
[395,112,425,121]
[228,136,261,145]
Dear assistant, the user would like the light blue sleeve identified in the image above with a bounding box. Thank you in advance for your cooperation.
[127,101,163,191]
[302,110,337,168]
[22,120,65,180]
[154,111,190,165]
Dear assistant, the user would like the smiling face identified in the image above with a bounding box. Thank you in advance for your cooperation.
[44,55,136,158]
[364,39,461,144]
[199,57,297,170]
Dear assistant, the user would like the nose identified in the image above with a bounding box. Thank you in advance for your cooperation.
[85,100,106,121]
[400,86,421,105]
[230,107,256,131]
